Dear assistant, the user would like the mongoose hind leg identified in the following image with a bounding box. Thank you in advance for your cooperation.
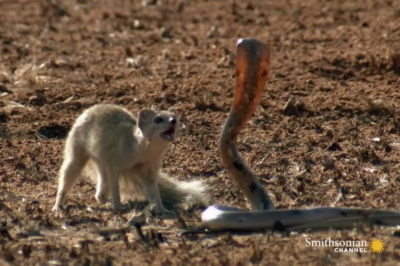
[53,148,89,211]
[97,164,122,210]
[94,165,110,204]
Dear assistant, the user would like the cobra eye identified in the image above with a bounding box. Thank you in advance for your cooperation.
[154,117,164,124]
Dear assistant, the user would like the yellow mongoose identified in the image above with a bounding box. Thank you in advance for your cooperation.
[52,104,206,214]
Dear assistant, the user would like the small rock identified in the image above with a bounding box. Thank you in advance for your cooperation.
[126,56,144,68]
[0,83,12,94]
[29,92,46,106]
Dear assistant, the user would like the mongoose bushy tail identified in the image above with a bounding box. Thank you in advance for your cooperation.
[118,171,209,206]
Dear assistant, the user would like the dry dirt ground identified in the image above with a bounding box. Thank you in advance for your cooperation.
[1,0,400,265]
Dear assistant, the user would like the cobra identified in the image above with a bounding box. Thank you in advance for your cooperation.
[201,38,400,231]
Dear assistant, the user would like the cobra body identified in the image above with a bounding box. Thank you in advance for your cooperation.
[220,39,275,211]
[202,38,400,231]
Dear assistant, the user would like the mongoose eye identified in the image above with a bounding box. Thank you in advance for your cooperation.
[154,117,164,124]
[170,118,176,125]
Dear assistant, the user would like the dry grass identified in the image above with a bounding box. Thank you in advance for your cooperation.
[0,58,49,89]
[193,92,221,111]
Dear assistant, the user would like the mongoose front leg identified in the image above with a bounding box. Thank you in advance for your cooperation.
[144,182,173,215]
[95,168,110,204]
[136,169,174,216]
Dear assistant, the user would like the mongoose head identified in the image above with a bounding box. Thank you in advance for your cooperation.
[138,108,179,142]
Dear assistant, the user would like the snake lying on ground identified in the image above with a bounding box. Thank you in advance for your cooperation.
[201,38,400,231]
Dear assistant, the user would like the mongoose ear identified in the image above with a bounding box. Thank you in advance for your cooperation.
[168,108,177,116]
[138,109,156,131]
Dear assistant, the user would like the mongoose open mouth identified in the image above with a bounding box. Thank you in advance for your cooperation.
[160,126,175,141]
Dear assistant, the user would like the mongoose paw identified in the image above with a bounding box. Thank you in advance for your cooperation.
[112,202,123,211]
[96,194,110,205]
[156,209,177,219]
[52,205,62,212]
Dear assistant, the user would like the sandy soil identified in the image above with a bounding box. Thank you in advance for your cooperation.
[1,0,400,265]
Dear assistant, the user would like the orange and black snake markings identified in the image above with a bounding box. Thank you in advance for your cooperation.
[249,182,257,193]
[219,38,275,211]
[232,160,244,171]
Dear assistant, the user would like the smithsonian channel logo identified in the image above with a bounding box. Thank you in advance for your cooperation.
[306,238,384,253]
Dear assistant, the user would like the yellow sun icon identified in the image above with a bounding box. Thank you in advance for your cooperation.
[370,239,384,253]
